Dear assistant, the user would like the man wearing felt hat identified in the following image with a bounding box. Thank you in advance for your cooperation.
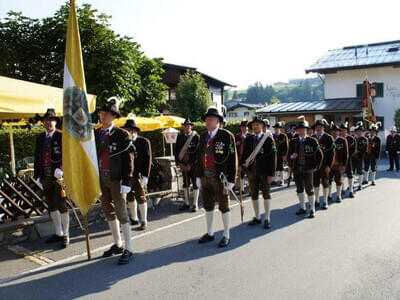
[195,106,237,248]
[34,108,70,248]
[288,116,322,218]
[353,122,368,191]
[312,119,334,210]
[95,97,134,264]
[340,122,357,198]
[287,123,299,141]
[122,119,152,229]
[174,118,200,212]
[363,122,381,186]
[328,122,349,203]
[385,126,400,172]
[235,120,250,194]
[272,122,288,186]
[241,116,276,228]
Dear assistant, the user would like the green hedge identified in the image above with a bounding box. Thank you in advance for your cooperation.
[0,121,242,169]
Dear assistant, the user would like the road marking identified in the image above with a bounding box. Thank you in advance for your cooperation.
[0,198,251,285]
[7,245,55,266]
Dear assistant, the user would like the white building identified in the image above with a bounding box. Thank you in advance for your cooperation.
[306,40,400,141]
[226,103,264,122]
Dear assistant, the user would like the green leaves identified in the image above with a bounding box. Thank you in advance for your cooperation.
[0,2,167,116]
[171,71,212,122]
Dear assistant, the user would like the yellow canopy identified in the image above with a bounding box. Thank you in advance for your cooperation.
[113,116,164,132]
[0,75,96,120]
[154,115,185,128]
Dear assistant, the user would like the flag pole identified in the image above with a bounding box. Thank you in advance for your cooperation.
[84,213,91,260]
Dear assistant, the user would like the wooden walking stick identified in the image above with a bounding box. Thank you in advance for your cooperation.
[84,213,91,260]
[238,173,244,224]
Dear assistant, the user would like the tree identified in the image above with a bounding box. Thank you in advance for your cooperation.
[0,2,167,115]
[270,96,281,104]
[172,71,211,121]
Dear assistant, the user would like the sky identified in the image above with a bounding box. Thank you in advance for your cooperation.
[1,0,400,89]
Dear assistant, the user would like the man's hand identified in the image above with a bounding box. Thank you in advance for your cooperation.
[37,178,43,189]
[290,153,298,159]
[141,176,148,186]
[227,182,235,191]
[120,185,131,194]
[54,168,63,179]
[267,176,273,184]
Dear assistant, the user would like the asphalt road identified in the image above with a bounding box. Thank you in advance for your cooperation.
[1,162,400,300]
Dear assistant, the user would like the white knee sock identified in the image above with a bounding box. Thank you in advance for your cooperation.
[183,187,190,206]
[108,219,122,248]
[314,186,320,203]
[139,203,148,224]
[348,177,353,192]
[364,171,369,182]
[298,193,306,210]
[372,172,376,183]
[206,210,215,236]
[121,222,132,252]
[50,210,63,236]
[61,212,70,238]
[240,178,245,192]
[251,198,261,220]
[308,194,315,213]
[128,201,138,221]
[336,184,342,200]
[222,212,231,239]
[322,188,329,206]
[264,199,271,221]
[193,189,199,208]
[358,174,363,186]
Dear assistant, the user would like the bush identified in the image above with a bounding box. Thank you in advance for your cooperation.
[395,109,400,131]
[0,122,242,170]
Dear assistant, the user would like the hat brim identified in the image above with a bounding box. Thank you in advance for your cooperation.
[41,115,60,122]
[202,113,223,123]
[181,122,193,126]
[248,120,265,128]
[99,107,120,118]
[122,125,140,132]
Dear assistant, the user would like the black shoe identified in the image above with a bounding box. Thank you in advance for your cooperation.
[118,250,133,265]
[137,222,147,231]
[45,234,64,244]
[271,181,277,186]
[308,211,315,218]
[336,198,342,203]
[322,204,328,210]
[315,202,320,208]
[198,233,215,244]
[179,204,190,211]
[386,168,394,171]
[190,206,198,213]
[248,217,261,226]
[103,244,124,257]
[357,186,362,191]
[371,181,376,186]
[218,236,230,248]
[130,218,139,226]
[62,236,70,248]
[295,208,307,215]
[349,192,354,198]
[327,196,332,202]
[362,180,368,185]
[264,219,271,229]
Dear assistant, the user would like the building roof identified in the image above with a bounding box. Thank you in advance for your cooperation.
[306,40,400,74]
[163,63,235,87]
[228,102,264,111]
[256,99,362,115]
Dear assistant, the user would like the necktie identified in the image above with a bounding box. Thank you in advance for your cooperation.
[100,129,108,143]
[45,134,51,145]
[205,132,212,142]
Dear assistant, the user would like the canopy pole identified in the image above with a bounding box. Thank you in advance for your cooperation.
[9,125,16,177]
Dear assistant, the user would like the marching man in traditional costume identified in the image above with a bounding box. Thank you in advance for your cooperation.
[272,122,288,186]
[340,122,357,198]
[312,119,334,209]
[329,123,348,203]
[122,119,152,229]
[386,126,400,172]
[195,107,237,248]
[288,123,299,141]
[363,122,381,186]
[288,116,322,218]
[353,122,368,191]
[34,108,70,248]
[95,98,134,264]
[235,120,250,194]
[174,118,200,212]
[241,117,276,228]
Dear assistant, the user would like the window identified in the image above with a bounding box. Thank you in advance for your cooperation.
[244,112,250,117]
[356,82,384,98]
[228,112,238,118]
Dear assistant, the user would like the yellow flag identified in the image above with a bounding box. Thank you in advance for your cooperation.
[62,0,100,215]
